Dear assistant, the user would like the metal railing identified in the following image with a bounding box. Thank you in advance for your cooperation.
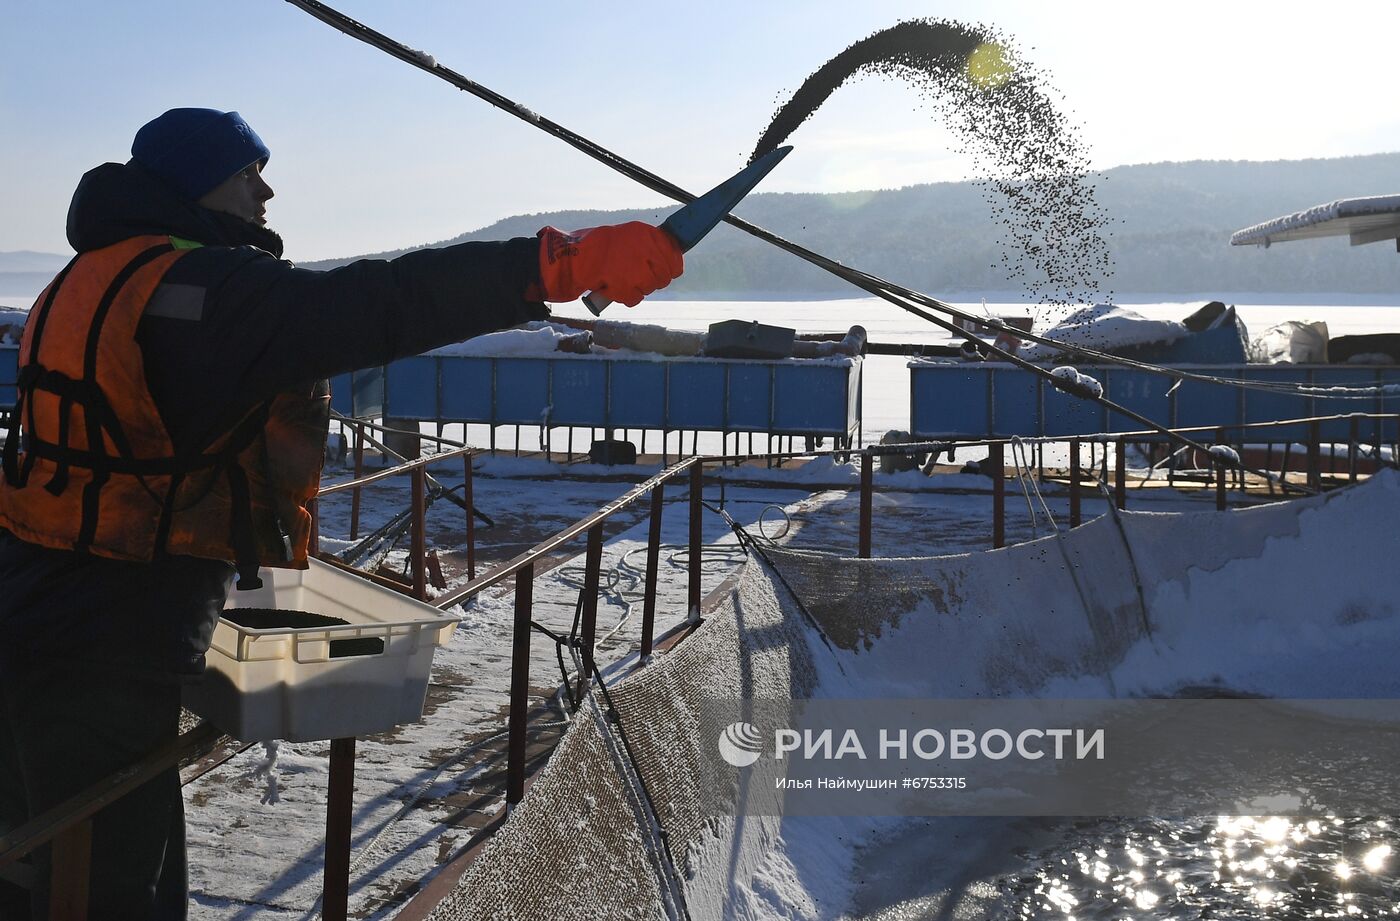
[4,409,1393,920]
[851,412,1397,555]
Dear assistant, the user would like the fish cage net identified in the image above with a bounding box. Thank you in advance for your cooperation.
[424,474,1388,918]
[425,550,818,921]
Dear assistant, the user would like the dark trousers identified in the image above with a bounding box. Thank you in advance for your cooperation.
[0,656,186,920]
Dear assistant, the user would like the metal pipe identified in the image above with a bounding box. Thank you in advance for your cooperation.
[641,484,664,660]
[858,452,873,558]
[317,439,475,496]
[507,562,533,805]
[0,723,222,871]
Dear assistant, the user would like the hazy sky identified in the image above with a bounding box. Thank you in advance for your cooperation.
[3,1,1398,261]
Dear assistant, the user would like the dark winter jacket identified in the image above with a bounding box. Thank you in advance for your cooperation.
[0,161,548,675]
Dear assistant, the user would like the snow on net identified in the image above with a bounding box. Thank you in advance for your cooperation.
[760,509,1148,698]
[423,694,668,920]
[427,545,819,920]
[426,470,1400,918]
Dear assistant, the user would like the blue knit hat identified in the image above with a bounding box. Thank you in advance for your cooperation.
[130,108,270,202]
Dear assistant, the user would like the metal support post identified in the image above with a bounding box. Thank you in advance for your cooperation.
[507,563,533,805]
[1350,416,1360,483]
[1216,458,1227,511]
[1069,439,1082,529]
[641,484,664,660]
[410,466,427,601]
[1115,438,1127,510]
[580,523,604,684]
[322,737,356,921]
[989,443,1005,549]
[1307,420,1322,491]
[308,497,319,556]
[463,453,476,580]
[689,464,703,619]
[349,424,365,540]
[858,452,873,558]
[49,820,93,921]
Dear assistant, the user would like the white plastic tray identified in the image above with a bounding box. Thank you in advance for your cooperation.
[182,559,458,742]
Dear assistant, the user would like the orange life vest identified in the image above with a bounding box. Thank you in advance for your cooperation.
[0,235,328,589]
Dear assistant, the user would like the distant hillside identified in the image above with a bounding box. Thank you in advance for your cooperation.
[12,155,1399,300]
[0,251,69,298]
[306,153,1400,297]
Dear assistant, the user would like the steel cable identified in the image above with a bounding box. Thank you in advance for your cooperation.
[283,0,1324,492]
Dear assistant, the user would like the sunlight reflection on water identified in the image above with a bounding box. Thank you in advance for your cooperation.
[993,816,1399,920]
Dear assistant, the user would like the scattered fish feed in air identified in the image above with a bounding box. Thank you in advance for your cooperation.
[750,19,1117,315]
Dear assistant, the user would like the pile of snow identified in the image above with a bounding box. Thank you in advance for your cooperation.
[427,322,579,357]
[1021,304,1186,362]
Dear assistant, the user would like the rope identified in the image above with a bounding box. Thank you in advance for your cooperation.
[701,501,845,668]
[1087,476,1155,642]
[1003,440,1120,696]
[550,540,751,654]
[1008,436,1054,538]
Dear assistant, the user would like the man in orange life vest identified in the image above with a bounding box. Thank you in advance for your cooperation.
[0,108,682,919]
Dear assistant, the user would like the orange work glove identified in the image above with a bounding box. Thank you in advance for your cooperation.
[535,222,684,307]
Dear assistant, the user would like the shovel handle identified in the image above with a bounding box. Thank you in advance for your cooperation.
[582,291,611,316]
